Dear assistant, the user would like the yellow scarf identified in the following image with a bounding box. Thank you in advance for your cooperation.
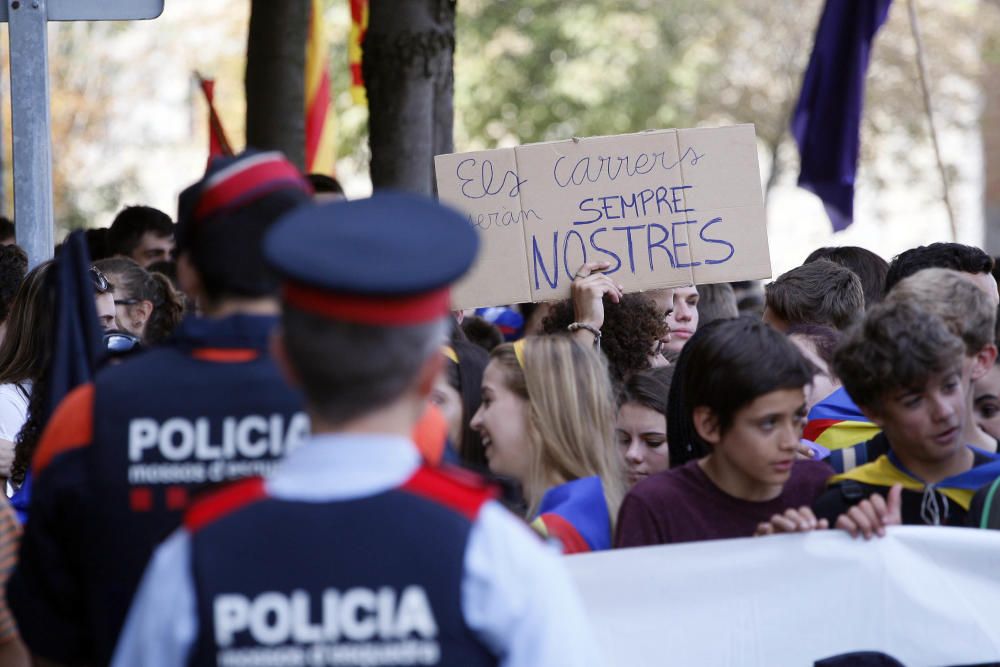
[830,455,975,510]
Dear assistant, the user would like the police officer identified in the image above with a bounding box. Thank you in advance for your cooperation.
[113,193,603,666]
[8,151,313,666]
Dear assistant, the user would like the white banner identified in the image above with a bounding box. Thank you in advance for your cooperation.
[566,527,1000,666]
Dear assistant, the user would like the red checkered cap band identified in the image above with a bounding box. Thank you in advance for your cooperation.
[283,281,451,326]
[194,151,312,222]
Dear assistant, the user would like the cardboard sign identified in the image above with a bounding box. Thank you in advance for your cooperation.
[435,124,771,310]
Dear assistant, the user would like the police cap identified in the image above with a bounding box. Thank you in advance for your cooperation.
[265,192,478,326]
[176,150,313,296]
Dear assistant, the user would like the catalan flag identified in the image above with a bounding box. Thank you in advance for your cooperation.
[349,0,368,105]
[530,476,611,554]
[803,387,880,451]
[305,0,336,175]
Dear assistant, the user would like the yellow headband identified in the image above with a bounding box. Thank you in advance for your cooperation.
[442,345,459,364]
[513,339,527,369]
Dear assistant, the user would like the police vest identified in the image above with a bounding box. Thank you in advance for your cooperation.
[185,469,499,667]
[84,316,307,664]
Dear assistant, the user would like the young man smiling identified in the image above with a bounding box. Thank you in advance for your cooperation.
[814,300,1000,527]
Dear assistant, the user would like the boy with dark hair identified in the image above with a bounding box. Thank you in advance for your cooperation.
[884,242,997,304]
[763,259,864,332]
[8,150,313,666]
[804,245,888,309]
[85,227,111,261]
[113,193,599,665]
[107,205,175,268]
[814,300,1000,527]
[769,261,873,457]
[823,269,1000,473]
[616,316,834,546]
[886,269,997,451]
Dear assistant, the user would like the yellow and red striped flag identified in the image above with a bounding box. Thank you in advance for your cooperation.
[348,0,368,106]
[305,0,336,175]
[195,72,233,162]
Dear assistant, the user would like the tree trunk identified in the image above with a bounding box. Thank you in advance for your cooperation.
[245,0,309,170]
[364,0,456,194]
[983,5,1000,254]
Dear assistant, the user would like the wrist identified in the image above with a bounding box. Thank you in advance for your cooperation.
[567,322,602,348]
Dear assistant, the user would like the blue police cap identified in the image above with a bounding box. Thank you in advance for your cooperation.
[176,149,312,253]
[265,192,478,325]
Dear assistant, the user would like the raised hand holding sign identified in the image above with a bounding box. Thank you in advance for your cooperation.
[435,124,772,310]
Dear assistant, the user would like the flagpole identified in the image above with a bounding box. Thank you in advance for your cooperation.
[906,0,957,241]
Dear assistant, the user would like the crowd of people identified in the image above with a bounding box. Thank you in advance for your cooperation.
[0,148,991,664]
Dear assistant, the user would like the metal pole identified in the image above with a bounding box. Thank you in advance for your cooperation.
[8,0,53,268]
[907,0,957,242]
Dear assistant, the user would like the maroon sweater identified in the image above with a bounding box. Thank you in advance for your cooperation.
[614,459,834,547]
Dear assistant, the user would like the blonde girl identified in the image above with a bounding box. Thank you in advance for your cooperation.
[471,335,624,553]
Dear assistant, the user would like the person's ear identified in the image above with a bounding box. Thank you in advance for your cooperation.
[692,406,722,445]
[133,300,154,326]
[971,345,998,382]
[268,328,301,389]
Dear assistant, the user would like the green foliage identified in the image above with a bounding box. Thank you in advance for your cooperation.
[448,0,983,205]
[454,0,713,149]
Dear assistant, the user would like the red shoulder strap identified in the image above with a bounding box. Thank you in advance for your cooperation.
[401,465,498,520]
[184,477,268,532]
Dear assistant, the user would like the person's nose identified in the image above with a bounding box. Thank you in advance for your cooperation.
[928,392,956,422]
[470,405,485,431]
[778,422,800,452]
[625,438,643,464]
[674,302,692,323]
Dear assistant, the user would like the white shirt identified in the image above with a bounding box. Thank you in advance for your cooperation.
[0,382,29,442]
[0,382,29,494]
[113,434,603,667]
